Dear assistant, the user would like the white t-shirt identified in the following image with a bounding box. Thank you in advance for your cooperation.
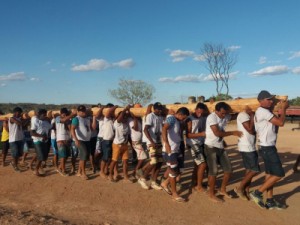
[144,112,163,145]
[97,118,104,138]
[113,120,129,144]
[71,116,92,142]
[50,118,56,139]
[204,112,230,149]
[31,116,52,142]
[8,117,24,142]
[102,117,115,141]
[55,116,71,141]
[186,114,206,146]
[254,107,276,146]
[237,112,256,152]
[128,118,142,142]
[162,115,181,153]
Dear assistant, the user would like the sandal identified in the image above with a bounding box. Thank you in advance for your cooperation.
[172,196,186,203]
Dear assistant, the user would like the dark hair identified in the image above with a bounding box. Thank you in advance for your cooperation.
[13,107,23,113]
[176,107,190,116]
[77,105,86,112]
[196,102,208,111]
[106,103,114,108]
[60,107,69,115]
[38,109,47,116]
[153,102,163,110]
[215,102,231,112]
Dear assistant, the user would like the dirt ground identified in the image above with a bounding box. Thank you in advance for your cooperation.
[0,122,300,225]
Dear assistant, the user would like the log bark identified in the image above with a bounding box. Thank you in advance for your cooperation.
[0,95,288,120]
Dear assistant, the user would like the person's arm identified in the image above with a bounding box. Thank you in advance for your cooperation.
[70,118,79,147]
[242,111,255,134]
[144,124,155,147]
[106,105,118,119]
[186,119,205,139]
[116,105,130,123]
[269,101,289,127]
[92,106,104,130]
[210,124,242,138]
[10,117,22,126]
[3,120,9,132]
[162,123,171,154]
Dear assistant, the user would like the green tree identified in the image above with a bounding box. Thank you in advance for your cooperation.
[210,93,233,101]
[289,97,300,106]
[109,79,155,105]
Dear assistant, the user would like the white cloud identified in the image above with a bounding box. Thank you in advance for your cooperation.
[71,59,110,72]
[228,45,241,51]
[159,72,237,83]
[159,74,205,83]
[0,72,26,81]
[112,58,135,68]
[193,54,205,62]
[1,83,7,87]
[249,65,289,76]
[50,69,57,72]
[292,67,300,74]
[288,51,300,60]
[71,58,135,72]
[167,49,195,62]
[30,77,40,81]
[203,71,238,81]
[258,56,267,64]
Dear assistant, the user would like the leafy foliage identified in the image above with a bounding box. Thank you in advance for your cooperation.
[289,97,300,106]
[109,79,155,105]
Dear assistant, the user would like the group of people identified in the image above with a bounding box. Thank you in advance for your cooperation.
[0,90,293,208]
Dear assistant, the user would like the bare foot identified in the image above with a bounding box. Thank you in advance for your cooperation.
[99,172,107,179]
[209,195,224,203]
[217,190,233,199]
[194,186,207,194]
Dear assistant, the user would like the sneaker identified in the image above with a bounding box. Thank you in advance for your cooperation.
[151,181,163,190]
[249,191,265,209]
[138,178,149,190]
[136,169,144,178]
[265,199,287,210]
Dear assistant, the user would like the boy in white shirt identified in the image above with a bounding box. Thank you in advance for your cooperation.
[161,107,190,202]
[204,102,242,203]
[234,106,259,200]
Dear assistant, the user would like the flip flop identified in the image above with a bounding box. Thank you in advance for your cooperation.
[161,185,172,195]
[172,196,186,203]
[217,190,233,199]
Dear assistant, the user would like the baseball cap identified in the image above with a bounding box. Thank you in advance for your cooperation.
[153,102,163,110]
[257,90,275,100]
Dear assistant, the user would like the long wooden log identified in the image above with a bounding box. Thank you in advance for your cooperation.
[0,96,288,120]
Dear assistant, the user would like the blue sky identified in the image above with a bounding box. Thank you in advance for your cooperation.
[1,0,300,105]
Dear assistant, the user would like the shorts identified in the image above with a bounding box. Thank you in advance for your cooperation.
[112,143,129,161]
[101,140,113,162]
[34,141,49,161]
[9,141,24,158]
[259,146,285,177]
[188,143,206,166]
[78,141,91,161]
[204,145,232,176]
[57,142,71,159]
[95,137,103,154]
[240,151,260,172]
[1,140,9,154]
[90,136,97,156]
[71,141,79,159]
[51,139,58,155]
[148,143,163,165]
[132,141,147,160]
[164,152,180,178]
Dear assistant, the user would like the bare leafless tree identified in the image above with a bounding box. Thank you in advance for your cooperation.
[200,43,237,98]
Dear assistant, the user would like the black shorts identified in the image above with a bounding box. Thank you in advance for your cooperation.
[78,141,91,161]
[2,140,9,154]
[259,146,285,177]
[10,141,24,158]
[34,141,49,161]
[240,151,260,172]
